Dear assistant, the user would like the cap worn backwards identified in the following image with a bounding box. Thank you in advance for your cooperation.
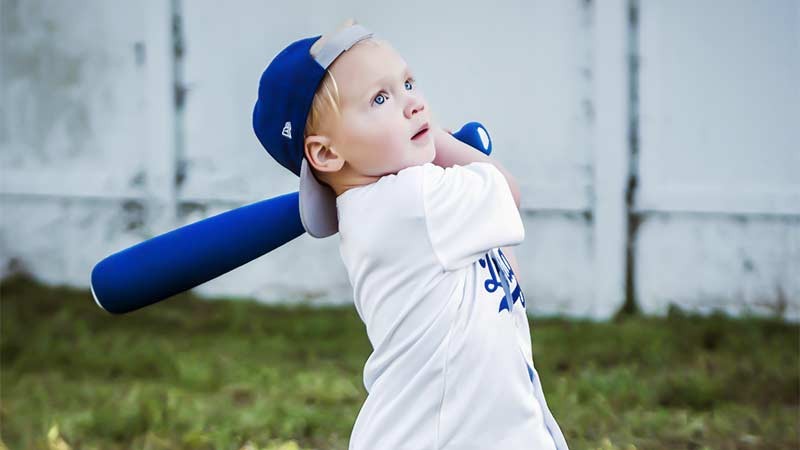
[252,24,375,238]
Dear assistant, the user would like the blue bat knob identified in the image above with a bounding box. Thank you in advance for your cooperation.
[451,121,492,156]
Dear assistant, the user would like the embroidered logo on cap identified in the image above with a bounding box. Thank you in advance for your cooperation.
[282,121,292,139]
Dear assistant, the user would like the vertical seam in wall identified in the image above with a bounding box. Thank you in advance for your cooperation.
[623,0,641,314]
[171,0,186,211]
[582,0,595,230]
[0,0,6,142]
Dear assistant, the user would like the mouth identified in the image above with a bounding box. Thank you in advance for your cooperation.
[411,122,430,140]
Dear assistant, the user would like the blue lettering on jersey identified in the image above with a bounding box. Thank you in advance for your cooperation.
[478,254,502,293]
[478,251,538,390]
[478,249,526,313]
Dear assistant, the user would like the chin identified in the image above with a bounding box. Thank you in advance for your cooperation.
[422,147,436,164]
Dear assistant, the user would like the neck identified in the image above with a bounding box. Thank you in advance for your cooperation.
[319,164,382,197]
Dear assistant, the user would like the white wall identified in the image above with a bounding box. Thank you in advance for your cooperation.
[635,0,800,317]
[1,0,798,320]
[1,0,177,284]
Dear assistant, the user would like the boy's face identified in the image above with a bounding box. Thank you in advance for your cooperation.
[324,40,435,177]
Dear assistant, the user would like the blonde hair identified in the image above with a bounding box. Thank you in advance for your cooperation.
[305,18,380,185]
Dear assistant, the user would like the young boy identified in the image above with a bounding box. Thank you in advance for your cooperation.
[252,20,568,450]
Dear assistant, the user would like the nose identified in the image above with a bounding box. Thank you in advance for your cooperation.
[404,92,425,119]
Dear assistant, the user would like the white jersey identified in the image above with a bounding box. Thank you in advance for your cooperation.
[336,162,568,450]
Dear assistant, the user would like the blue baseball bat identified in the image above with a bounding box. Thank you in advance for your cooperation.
[91,122,492,314]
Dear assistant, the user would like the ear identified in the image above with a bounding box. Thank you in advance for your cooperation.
[304,135,345,173]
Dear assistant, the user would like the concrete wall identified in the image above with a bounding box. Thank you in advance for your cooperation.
[1,0,798,320]
[634,0,800,318]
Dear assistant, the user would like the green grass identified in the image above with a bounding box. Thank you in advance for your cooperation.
[1,275,797,450]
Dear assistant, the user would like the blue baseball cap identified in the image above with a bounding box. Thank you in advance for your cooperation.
[252,24,375,238]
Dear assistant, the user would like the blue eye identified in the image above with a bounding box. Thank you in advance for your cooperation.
[372,78,415,106]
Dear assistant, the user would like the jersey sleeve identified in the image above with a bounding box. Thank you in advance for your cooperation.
[422,162,525,271]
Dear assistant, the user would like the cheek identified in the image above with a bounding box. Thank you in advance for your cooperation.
[351,115,407,161]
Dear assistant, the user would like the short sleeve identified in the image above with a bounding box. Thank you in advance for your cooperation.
[422,162,525,271]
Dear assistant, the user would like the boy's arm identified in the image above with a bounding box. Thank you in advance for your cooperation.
[432,126,523,282]
[431,126,521,210]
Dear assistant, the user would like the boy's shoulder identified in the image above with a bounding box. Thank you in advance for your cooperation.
[355,163,429,197]
[383,161,497,188]
[336,164,430,244]
[352,161,494,192]
[336,164,427,216]
[338,161,496,210]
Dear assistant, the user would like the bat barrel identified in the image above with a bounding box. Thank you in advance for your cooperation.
[91,191,305,314]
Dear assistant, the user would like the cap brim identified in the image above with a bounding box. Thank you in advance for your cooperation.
[299,157,339,238]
